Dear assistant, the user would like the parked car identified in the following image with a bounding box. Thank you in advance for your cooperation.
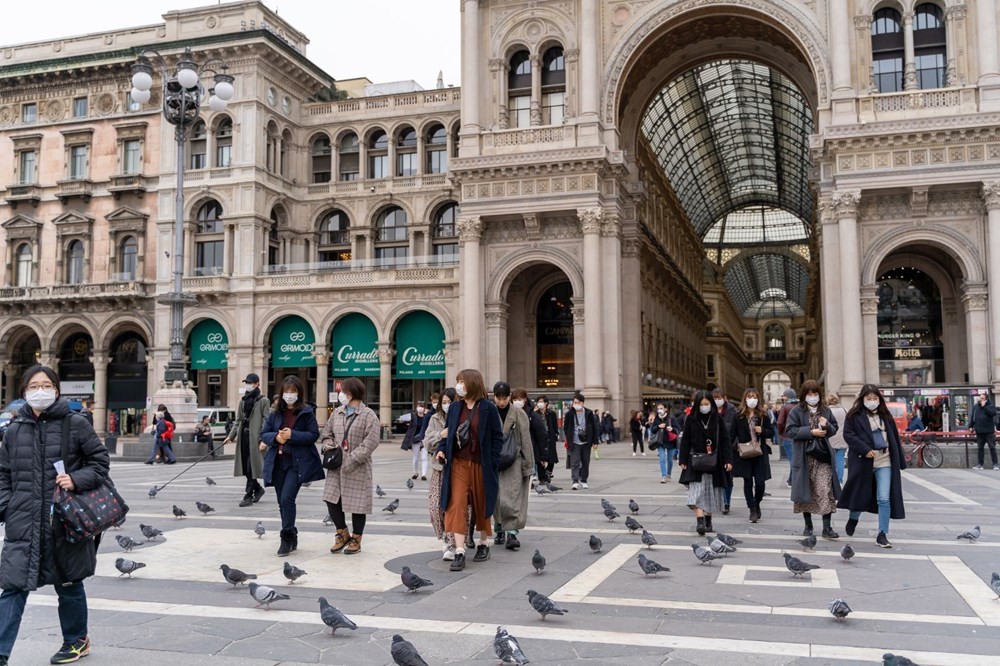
[196,407,237,442]
[0,399,26,443]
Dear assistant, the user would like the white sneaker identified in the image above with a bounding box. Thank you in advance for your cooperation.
[642,452,647,456]
[974,465,984,470]
[572,483,580,490]
[582,482,589,489]
[442,546,455,561]
[994,464,999,471]
[632,452,636,457]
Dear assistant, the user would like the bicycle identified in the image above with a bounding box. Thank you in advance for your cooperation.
[903,431,944,468]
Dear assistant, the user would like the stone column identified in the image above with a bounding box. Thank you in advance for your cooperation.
[860,286,880,385]
[457,216,484,369]
[92,352,108,434]
[818,203,844,394]
[962,282,990,384]
[460,0,482,137]
[491,59,509,129]
[530,54,542,126]
[902,11,918,90]
[976,0,1000,84]
[579,208,607,400]
[983,181,1000,388]
[484,302,509,384]
[834,190,865,395]
[225,350,239,408]
[578,0,599,120]
[829,1,853,93]
[620,234,642,418]
[314,348,329,424]
[571,299,586,392]
[945,5,967,86]
[601,213,623,412]
[378,344,394,436]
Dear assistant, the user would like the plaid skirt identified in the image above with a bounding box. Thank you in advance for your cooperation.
[686,474,724,513]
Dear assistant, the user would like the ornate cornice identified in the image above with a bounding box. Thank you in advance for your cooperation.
[457,216,483,242]
[577,208,603,234]
[832,190,862,218]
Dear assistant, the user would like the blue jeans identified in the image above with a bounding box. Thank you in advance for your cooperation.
[723,483,733,506]
[658,446,676,477]
[834,448,846,486]
[147,438,175,463]
[850,466,891,535]
[0,581,88,656]
[782,438,794,482]
[271,454,303,531]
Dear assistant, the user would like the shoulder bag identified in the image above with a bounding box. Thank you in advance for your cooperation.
[323,413,356,471]
[498,418,522,471]
[690,422,719,473]
[737,416,763,459]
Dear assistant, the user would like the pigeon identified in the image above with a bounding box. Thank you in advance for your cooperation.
[406,478,414,490]
[322,514,334,526]
[172,505,186,519]
[829,598,852,621]
[376,484,387,498]
[383,498,401,515]
[531,549,546,574]
[526,589,568,620]
[716,533,743,547]
[139,524,162,540]
[115,535,141,552]
[249,582,290,610]
[545,483,562,492]
[637,553,669,577]
[111,516,126,530]
[589,534,602,553]
[990,572,1000,600]
[625,516,643,533]
[494,626,529,665]
[220,564,257,587]
[691,543,721,565]
[254,521,266,538]
[148,485,159,498]
[283,561,307,584]
[391,634,429,666]
[604,507,620,522]
[628,498,640,514]
[841,543,855,562]
[957,525,981,542]
[797,534,817,551]
[196,501,216,515]
[534,484,551,495]
[708,536,736,556]
[783,552,821,577]
[882,654,919,666]
[641,530,658,549]
[205,476,217,486]
[400,566,433,593]
[318,596,357,635]
[601,498,617,512]
[114,557,146,577]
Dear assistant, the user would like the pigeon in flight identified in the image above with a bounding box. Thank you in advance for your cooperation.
[391,634,429,665]
[625,516,643,533]
[318,596,357,635]
[628,498,640,514]
[708,536,736,556]
[254,521,266,538]
[196,501,215,515]
[139,524,162,541]
[249,582,290,610]
[589,534,602,553]
[601,498,617,512]
[526,589,568,620]
[882,654,919,666]
[406,478,414,491]
[383,498,400,514]
[494,626,529,665]
[400,566,433,593]
[829,598,852,621]
[637,553,669,577]
[784,552,821,577]
[172,505,186,519]
[716,533,743,547]
[604,507,620,522]
[283,561,307,584]
[797,534,817,551]
[205,476,217,486]
[220,564,257,587]
[115,535,141,552]
[691,543,721,565]
[641,530,658,549]
[531,549,546,574]
[148,485,159,498]
[376,484,387,498]
[990,572,1000,600]
[114,557,146,577]
[957,525,981,542]
[841,543,855,562]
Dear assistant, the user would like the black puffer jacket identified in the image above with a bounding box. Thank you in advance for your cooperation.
[0,399,110,591]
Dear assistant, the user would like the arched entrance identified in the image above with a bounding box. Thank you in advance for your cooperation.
[330,312,381,417]
[763,370,792,405]
[267,315,316,405]
[187,319,230,407]
[391,311,446,421]
[107,331,149,435]
[1,326,41,406]
[57,330,95,409]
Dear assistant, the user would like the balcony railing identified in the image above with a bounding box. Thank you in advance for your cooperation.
[0,281,151,302]
[305,88,461,117]
[4,183,42,207]
[260,254,459,276]
[55,178,94,202]
[482,125,576,151]
[108,174,148,197]
[306,173,450,196]
[858,86,977,120]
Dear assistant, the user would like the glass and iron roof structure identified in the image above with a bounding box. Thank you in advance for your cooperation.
[641,60,814,319]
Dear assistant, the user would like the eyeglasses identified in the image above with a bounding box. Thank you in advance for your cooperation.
[27,383,56,391]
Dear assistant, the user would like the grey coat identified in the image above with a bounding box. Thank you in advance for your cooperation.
[423,411,448,472]
[228,392,270,479]
[785,405,841,505]
[494,406,534,531]
[321,405,380,514]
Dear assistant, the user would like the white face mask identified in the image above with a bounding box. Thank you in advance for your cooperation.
[805,395,820,407]
[338,392,349,406]
[714,399,725,408]
[282,393,298,406]
[416,407,425,415]
[25,388,57,411]
[455,382,467,398]
[864,400,880,412]
[512,400,525,409]
[657,409,666,416]
[238,387,247,396]
[699,404,712,415]
[442,403,451,413]
[431,402,438,410]
[538,402,546,410]
[745,398,759,409]
[573,403,584,412]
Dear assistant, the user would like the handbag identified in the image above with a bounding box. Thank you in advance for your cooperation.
[53,415,129,544]
[805,437,832,463]
[690,423,719,473]
[738,417,763,459]
[455,412,471,449]
[498,422,521,471]
[871,416,889,451]
[324,413,357,471]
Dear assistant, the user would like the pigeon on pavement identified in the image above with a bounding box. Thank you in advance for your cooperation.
[546,483,562,492]
[604,507,620,522]
[254,521,266,538]
[829,598,852,621]
[115,535,141,552]
[376,484,387,498]
[283,561,307,584]
[716,533,743,547]
[383,498,400,514]
[534,484,551,495]
[784,552,821,577]
[249,582,290,610]
[797,534,817,551]
[625,516,643,533]
[692,543,721,564]
[601,498,616,512]
[708,536,736,556]
[114,557,146,577]
[196,501,215,515]
[882,654,919,666]
[205,476,217,486]
[318,596,357,635]
[391,634,429,665]
[526,589,568,620]
[139,524,162,540]
[400,566,433,593]
[641,530,658,549]
[220,564,257,587]
[990,572,1000,600]
[957,525,981,542]
[406,478,414,490]
[628,498,640,514]
[532,549,546,574]
[494,626,529,665]
[841,544,855,562]
[637,553,669,576]
[148,485,159,498]
[172,505,186,519]
[322,514,334,526]
[589,534,602,553]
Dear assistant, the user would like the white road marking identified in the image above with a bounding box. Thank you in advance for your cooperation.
[929,555,1000,627]
[715,564,840,589]
[902,470,980,505]
[550,543,640,601]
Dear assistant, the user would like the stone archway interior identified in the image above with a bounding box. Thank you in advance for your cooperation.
[503,264,574,391]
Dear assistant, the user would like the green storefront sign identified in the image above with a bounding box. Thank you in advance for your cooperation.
[189,319,228,370]
[394,311,445,379]
[271,316,316,368]
[332,313,380,377]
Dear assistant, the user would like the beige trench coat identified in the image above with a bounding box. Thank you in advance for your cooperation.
[494,406,534,531]
[321,405,380,514]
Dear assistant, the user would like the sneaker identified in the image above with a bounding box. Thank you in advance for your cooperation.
[505,534,520,551]
[50,637,90,664]
[845,518,858,537]
[582,483,589,489]
[876,532,892,548]
[642,452,647,456]
[632,452,637,457]
[449,552,466,571]
[722,504,730,515]
[421,476,427,481]
[494,531,506,546]
[786,481,792,488]
[473,544,490,562]
[252,486,265,503]
[660,476,667,484]
[572,483,580,490]
[974,465,984,470]
[442,546,455,561]
[994,465,999,471]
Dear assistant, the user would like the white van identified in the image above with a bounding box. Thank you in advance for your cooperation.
[196,407,237,442]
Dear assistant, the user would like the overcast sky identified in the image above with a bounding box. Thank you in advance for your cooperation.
[0,0,461,88]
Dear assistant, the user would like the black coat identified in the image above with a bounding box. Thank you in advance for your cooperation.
[528,410,548,465]
[260,405,325,486]
[540,409,559,463]
[650,414,680,449]
[0,399,110,591]
[730,413,773,481]
[837,410,906,519]
[400,410,420,450]
[969,401,997,434]
[563,408,599,447]
[678,411,732,487]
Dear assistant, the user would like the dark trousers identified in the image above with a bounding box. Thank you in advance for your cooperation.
[197,435,215,458]
[742,476,766,509]
[534,461,549,483]
[632,432,644,453]
[976,431,998,466]
[270,454,302,531]
[570,443,592,483]
[326,500,367,535]
[0,581,88,656]
[240,435,262,495]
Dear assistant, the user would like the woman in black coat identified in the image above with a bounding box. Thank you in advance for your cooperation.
[0,365,110,663]
[730,388,773,524]
[679,390,733,535]
[786,380,841,539]
[536,396,559,479]
[836,384,906,548]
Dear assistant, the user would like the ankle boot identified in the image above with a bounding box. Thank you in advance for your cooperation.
[276,529,293,557]
[329,528,351,554]
[696,516,706,536]
[289,527,298,552]
[344,533,363,555]
[704,515,714,533]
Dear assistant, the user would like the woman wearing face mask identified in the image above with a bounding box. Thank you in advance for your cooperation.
[260,376,323,556]
[423,388,457,560]
[630,410,644,456]
[435,369,504,571]
[321,377,381,556]
[0,365,110,664]
[401,401,428,481]
[147,404,176,465]
[535,396,559,482]
[492,384,534,550]
[730,388,773,523]
[837,385,906,548]
[651,403,681,482]
[679,391,733,535]
[410,396,436,482]
[785,380,841,539]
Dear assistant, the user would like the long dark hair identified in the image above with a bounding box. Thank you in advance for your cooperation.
[691,390,714,421]
[156,403,175,424]
[279,375,306,413]
[437,387,457,417]
[846,383,893,423]
[797,379,823,411]
[20,364,60,398]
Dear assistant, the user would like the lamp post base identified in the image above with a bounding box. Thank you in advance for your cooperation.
[150,381,199,449]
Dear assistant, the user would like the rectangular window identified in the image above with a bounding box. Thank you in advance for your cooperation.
[123,140,142,175]
[216,145,232,168]
[375,246,408,268]
[427,149,448,174]
[396,152,417,177]
[319,250,352,268]
[915,50,946,90]
[190,151,206,170]
[542,92,565,125]
[369,154,388,179]
[509,95,530,128]
[21,103,37,124]
[72,97,88,118]
[18,151,37,184]
[873,56,903,93]
[195,240,225,276]
[706,354,716,376]
[432,243,459,264]
[69,145,89,179]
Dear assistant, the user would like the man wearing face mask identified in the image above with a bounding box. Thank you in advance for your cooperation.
[968,391,998,470]
[536,396,559,482]
[712,389,738,514]
[563,393,598,490]
[225,373,271,507]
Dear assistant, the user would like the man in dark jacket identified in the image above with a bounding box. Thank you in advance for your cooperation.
[536,396,559,480]
[969,392,998,470]
[563,393,599,490]
[712,389,738,514]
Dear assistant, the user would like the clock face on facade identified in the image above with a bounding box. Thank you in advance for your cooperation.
[267,87,276,106]
[74,338,89,356]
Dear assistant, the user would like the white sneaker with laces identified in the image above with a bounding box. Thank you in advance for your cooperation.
[443,546,455,561]
[632,452,636,457]
[572,483,579,490]
[582,482,589,489]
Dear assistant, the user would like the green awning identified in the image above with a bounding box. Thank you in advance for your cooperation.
[271,315,316,368]
[189,319,228,370]
[394,311,445,379]
[332,313,380,377]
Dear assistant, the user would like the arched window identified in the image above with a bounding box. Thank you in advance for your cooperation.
[542,46,566,125]
[425,124,448,174]
[265,123,278,173]
[396,126,418,177]
[871,8,904,93]
[339,132,359,181]
[15,243,33,287]
[368,129,388,179]
[119,236,138,281]
[268,208,281,268]
[194,200,224,276]
[189,120,207,170]
[508,50,531,128]
[65,240,84,285]
[764,323,786,361]
[374,206,408,268]
[431,202,458,265]
[280,129,292,178]
[215,117,233,167]
[196,200,223,233]
[318,210,351,268]
[311,134,332,183]
[914,3,946,89]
